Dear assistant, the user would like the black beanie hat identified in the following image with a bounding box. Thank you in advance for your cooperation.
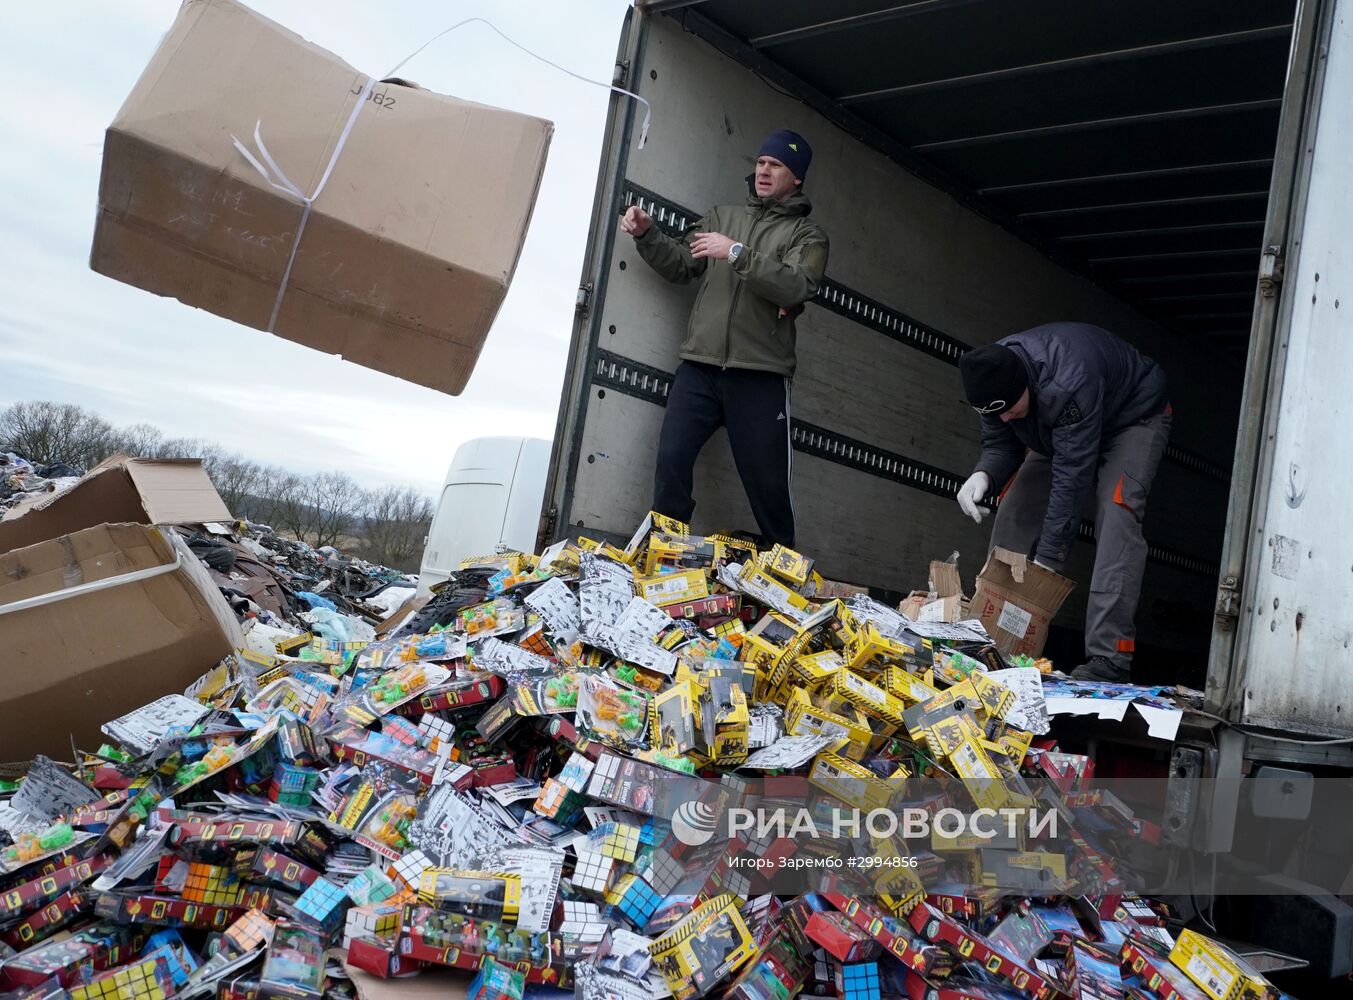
[757,129,812,181]
[959,344,1027,415]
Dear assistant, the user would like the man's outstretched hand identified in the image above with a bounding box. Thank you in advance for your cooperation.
[691,232,736,260]
[621,205,652,237]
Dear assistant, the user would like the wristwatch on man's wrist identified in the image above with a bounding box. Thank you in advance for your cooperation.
[727,242,744,264]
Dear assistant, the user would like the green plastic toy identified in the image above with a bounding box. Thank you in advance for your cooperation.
[38,823,73,851]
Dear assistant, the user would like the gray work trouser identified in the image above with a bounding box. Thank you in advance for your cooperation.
[990,409,1172,666]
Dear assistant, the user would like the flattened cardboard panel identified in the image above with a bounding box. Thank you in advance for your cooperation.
[0,459,230,555]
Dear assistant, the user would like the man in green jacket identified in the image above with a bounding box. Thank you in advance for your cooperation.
[621,129,829,547]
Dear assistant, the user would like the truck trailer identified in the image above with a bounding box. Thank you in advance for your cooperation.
[539,0,1353,976]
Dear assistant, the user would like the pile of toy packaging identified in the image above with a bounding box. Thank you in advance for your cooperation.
[0,512,1289,1000]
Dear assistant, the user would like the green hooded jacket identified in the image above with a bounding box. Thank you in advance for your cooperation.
[633,187,829,377]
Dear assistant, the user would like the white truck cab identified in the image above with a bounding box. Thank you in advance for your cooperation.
[417,437,550,596]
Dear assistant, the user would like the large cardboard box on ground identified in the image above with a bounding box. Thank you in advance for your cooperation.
[91,0,553,395]
[970,548,1075,658]
[0,456,232,554]
[0,524,243,761]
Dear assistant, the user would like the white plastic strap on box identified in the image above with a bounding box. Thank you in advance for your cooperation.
[231,75,376,333]
[230,18,652,334]
[0,540,184,617]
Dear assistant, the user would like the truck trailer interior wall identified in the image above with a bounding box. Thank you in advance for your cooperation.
[547,1,1301,675]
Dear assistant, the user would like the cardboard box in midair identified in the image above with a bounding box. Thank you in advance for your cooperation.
[970,548,1075,658]
[0,524,244,761]
[91,0,553,395]
[0,456,232,555]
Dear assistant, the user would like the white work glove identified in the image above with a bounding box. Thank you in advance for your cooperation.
[956,472,991,524]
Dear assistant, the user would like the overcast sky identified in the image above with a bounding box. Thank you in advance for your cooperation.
[0,0,633,495]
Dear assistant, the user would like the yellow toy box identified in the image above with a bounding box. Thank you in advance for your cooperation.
[637,568,710,606]
[808,752,898,812]
[785,689,872,761]
[650,894,756,1000]
[1169,929,1280,1000]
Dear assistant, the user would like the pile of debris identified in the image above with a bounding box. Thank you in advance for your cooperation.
[2,448,414,625]
[184,521,416,636]
[0,452,84,516]
[0,498,1287,1000]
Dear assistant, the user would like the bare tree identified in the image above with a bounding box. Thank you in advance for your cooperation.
[306,472,363,549]
[250,471,361,547]
[157,436,206,460]
[0,400,119,468]
[361,485,435,569]
[262,472,310,542]
[113,422,166,458]
[199,447,263,519]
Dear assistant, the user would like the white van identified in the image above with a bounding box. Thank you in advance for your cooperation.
[417,437,550,596]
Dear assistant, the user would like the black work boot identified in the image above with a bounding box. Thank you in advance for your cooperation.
[1070,655,1131,683]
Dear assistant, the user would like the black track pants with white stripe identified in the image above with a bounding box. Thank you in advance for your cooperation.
[652,361,795,547]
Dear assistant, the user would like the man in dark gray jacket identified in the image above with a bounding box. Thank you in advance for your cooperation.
[956,323,1171,682]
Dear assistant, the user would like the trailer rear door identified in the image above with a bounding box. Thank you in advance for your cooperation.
[1205,0,1353,735]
